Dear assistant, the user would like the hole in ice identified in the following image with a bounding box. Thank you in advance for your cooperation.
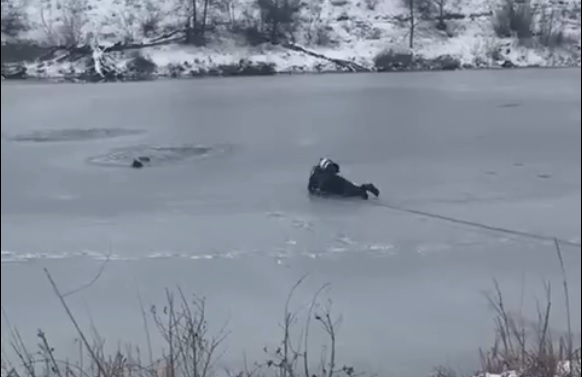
[86,144,230,168]
[499,102,522,108]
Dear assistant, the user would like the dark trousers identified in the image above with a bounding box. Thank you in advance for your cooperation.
[320,174,366,198]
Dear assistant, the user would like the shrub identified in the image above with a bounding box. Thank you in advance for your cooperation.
[427,54,461,70]
[256,0,302,43]
[314,24,333,46]
[364,0,378,10]
[0,0,29,38]
[218,59,276,76]
[242,25,267,46]
[537,8,579,49]
[138,0,161,38]
[58,0,89,47]
[368,27,382,40]
[167,62,185,78]
[492,0,533,40]
[1,273,360,377]
[373,48,414,71]
[126,52,157,80]
[140,15,159,38]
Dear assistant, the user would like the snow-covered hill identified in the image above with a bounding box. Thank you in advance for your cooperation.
[1,0,581,80]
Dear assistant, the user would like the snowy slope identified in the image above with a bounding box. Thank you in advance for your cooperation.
[2,0,581,78]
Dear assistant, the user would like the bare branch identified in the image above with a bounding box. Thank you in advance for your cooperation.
[43,268,109,377]
[554,238,574,367]
[63,251,111,298]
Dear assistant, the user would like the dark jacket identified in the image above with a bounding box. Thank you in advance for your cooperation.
[308,165,365,198]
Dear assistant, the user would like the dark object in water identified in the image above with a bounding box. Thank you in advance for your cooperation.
[131,159,144,168]
[132,156,151,168]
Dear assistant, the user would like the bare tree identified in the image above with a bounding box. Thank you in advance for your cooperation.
[402,0,415,49]
[103,0,136,42]
[491,0,533,40]
[256,0,302,44]
[1,0,28,38]
[305,0,324,45]
[200,0,210,41]
[59,0,88,47]
[404,0,455,32]
[216,0,236,26]
[433,0,447,29]
[183,0,212,44]
[402,0,439,48]
[138,0,162,38]
[409,0,414,48]
[191,0,198,39]
[39,0,57,44]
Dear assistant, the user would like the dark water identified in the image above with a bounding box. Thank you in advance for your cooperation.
[1,69,581,376]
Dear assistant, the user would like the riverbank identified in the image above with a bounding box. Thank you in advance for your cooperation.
[1,0,580,82]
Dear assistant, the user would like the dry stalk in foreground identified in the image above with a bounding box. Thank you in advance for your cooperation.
[475,239,581,377]
[2,271,368,377]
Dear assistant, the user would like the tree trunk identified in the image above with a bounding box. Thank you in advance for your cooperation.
[185,18,192,43]
[436,1,446,30]
[192,0,198,40]
[200,0,209,41]
[409,0,414,49]
[230,2,234,24]
[271,19,277,43]
[271,0,279,43]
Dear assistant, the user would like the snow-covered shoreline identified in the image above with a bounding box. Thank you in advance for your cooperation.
[2,0,580,82]
[2,38,580,83]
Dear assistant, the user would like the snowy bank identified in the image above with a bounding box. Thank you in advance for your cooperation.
[1,0,580,81]
[473,357,582,377]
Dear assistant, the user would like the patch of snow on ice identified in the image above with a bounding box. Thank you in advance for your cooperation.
[0,249,131,263]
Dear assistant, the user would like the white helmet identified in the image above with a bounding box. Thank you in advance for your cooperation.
[319,157,339,173]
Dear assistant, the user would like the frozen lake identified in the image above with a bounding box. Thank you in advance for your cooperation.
[2,69,581,376]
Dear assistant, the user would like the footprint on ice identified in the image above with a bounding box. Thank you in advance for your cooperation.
[291,218,312,230]
[266,211,286,219]
[499,103,522,108]
[7,128,144,142]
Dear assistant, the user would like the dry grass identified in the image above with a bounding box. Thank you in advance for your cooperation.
[2,240,580,377]
[1,273,367,377]
[474,240,581,377]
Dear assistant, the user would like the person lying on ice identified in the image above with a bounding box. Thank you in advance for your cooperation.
[308,157,380,200]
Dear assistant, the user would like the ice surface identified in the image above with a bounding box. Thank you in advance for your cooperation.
[1,69,581,376]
